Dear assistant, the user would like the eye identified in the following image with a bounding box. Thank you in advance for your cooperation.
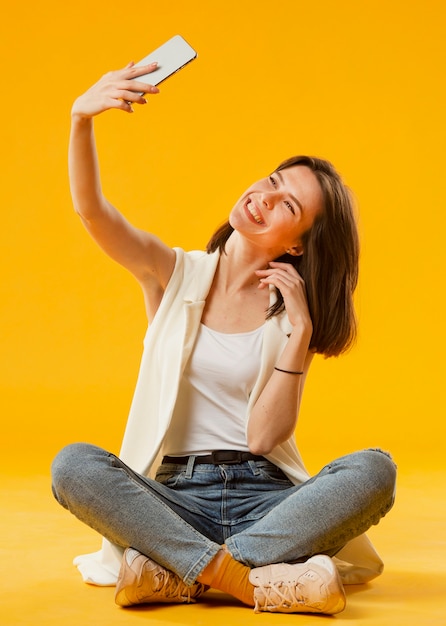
[284,200,295,215]
[269,175,277,187]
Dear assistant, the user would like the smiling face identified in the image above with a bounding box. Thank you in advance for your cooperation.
[229,165,324,258]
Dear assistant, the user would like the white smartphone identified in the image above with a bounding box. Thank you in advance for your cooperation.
[132,35,197,89]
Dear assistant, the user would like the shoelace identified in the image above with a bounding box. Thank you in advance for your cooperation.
[155,571,192,600]
[154,571,204,601]
[255,581,308,611]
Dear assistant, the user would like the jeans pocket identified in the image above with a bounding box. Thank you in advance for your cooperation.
[155,467,186,488]
[256,462,294,486]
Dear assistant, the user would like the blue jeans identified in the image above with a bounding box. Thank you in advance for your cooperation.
[51,443,396,586]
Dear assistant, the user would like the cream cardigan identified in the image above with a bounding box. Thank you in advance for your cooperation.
[74,248,384,586]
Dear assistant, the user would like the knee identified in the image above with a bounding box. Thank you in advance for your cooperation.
[52,442,96,482]
[51,442,102,505]
[357,448,397,503]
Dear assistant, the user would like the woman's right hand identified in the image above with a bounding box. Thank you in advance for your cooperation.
[71,62,160,119]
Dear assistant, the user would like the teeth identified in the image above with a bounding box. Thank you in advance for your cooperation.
[248,202,264,224]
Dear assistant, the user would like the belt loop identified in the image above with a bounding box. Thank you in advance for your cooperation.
[185,455,196,478]
[248,459,261,476]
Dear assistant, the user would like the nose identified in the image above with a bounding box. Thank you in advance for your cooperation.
[260,191,276,210]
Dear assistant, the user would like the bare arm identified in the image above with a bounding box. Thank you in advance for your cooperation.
[247,262,313,455]
[68,63,176,318]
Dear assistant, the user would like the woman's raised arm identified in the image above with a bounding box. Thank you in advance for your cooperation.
[68,64,176,317]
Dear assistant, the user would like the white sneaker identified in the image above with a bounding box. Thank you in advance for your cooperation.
[249,554,346,614]
[115,548,207,607]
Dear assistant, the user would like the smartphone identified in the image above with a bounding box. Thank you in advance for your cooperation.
[132,35,197,89]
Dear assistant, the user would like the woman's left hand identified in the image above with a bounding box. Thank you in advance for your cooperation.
[255,261,312,334]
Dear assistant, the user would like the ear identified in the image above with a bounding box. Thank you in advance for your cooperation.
[286,244,304,257]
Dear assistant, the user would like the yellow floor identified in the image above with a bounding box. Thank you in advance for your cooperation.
[1,460,445,626]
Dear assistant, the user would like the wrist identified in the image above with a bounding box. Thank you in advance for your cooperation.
[274,328,310,374]
[71,109,93,124]
[288,324,312,348]
[71,96,96,123]
[274,366,304,375]
[70,111,95,139]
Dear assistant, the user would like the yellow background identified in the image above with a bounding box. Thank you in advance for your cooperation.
[1,0,445,473]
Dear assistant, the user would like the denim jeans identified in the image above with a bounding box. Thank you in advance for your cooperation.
[51,443,396,586]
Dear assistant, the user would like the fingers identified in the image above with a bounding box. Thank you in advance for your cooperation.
[256,262,303,290]
[113,82,159,100]
[256,262,311,328]
[126,61,159,77]
[73,66,161,118]
[109,64,160,99]
[268,261,301,275]
[128,82,160,96]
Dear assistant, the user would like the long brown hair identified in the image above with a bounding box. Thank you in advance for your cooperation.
[206,156,360,358]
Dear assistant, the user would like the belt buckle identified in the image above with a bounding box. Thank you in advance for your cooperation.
[211,450,242,464]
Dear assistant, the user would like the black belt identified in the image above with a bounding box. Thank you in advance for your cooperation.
[162,450,266,465]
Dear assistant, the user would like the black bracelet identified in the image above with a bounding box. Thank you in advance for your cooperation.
[274,367,304,375]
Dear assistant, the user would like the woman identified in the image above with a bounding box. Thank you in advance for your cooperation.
[51,62,396,615]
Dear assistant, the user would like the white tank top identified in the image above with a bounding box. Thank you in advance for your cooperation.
[163,323,264,456]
